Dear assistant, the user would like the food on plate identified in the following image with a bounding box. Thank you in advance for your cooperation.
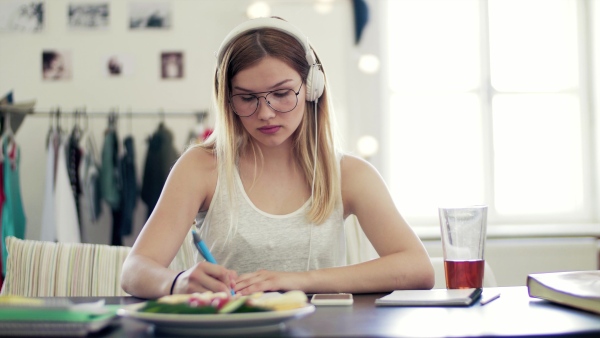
[138,290,308,314]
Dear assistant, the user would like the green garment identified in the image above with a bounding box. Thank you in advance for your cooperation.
[2,137,26,275]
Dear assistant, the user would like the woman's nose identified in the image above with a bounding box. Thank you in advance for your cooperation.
[256,96,276,119]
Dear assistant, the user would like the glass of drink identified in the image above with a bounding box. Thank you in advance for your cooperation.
[438,205,487,289]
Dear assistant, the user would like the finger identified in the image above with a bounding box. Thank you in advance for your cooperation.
[188,262,234,293]
[234,272,261,290]
[235,273,276,295]
[228,271,238,290]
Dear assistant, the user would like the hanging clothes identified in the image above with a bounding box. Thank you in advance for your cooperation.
[100,121,121,210]
[54,133,81,243]
[67,124,83,226]
[141,122,179,218]
[40,127,60,242]
[100,115,123,245]
[185,113,213,147]
[120,136,137,237]
[0,155,5,281]
[78,128,102,225]
[1,136,26,276]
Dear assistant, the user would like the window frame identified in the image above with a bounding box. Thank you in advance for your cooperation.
[377,0,597,228]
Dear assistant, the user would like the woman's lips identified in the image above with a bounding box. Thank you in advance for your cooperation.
[258,125,281,134]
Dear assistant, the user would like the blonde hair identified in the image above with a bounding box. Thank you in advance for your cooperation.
[197,25,341,224]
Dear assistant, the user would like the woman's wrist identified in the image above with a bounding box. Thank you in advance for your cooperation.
[170,270,186,295]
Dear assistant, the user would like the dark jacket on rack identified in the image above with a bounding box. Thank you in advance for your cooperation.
[120,136,137,236]
[100,128,121,210]
[141,123,179,218]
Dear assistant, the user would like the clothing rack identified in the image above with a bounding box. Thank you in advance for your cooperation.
[0,108,208,119]
[0,106,207,133]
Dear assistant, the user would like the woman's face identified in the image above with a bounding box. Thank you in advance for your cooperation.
[230,56,305,149]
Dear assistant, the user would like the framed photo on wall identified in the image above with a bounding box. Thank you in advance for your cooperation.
[68,2,109,30]
[129,1,171,29]
[42,50,72,81]
[0,1,44,32]
[161,52,183,79]
[104,54,134,77]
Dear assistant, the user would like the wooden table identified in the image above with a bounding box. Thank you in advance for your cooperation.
[86,286,600,337]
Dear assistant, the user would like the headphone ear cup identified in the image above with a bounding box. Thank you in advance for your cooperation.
[305,65,325,102]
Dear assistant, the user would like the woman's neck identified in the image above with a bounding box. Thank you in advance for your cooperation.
[245,139,295,165]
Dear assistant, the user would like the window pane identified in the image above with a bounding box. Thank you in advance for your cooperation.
[388,93,484,222]
[493,94,583,215]
[488,0,578,91]
[387,0,480,92]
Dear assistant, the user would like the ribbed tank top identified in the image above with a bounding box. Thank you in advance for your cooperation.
[195,166,346,274]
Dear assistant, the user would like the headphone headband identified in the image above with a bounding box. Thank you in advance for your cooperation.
[216,17,317,66]
[216,17,325,102]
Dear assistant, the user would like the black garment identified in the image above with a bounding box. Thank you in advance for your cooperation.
[111,209,123,246]
[141,123,179,218]
[67,128,82,226]
[120,136,137,236]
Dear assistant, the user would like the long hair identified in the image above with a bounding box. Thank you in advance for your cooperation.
[199,25,341,225]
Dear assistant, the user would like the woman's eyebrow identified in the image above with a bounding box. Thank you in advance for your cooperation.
[233,79,295,93]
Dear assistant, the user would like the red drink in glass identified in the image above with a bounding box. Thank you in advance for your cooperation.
[444,259,484,289]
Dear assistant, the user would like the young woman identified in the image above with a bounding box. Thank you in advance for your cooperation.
[121,17,434,299]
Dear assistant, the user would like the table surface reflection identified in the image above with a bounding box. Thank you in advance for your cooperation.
[77,286,600,337]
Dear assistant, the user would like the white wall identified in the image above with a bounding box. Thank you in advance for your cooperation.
[0,0,357,245]
[423,237,599,286]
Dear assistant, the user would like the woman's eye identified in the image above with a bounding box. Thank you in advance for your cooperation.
[239,95,256,102]
[272,90,291,98]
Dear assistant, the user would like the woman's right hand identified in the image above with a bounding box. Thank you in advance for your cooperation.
[172,262,237,295]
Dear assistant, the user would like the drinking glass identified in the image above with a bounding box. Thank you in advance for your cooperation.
[438,205,487,289]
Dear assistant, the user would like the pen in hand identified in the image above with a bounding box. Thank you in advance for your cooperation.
[191,230,235,295]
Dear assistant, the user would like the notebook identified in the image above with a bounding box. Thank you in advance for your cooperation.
[375,288,482,307]
[0,296,118,336]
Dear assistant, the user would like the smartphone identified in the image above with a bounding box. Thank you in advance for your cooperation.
[311,293,353,306]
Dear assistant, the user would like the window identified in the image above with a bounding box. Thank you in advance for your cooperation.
[384,0,589,226]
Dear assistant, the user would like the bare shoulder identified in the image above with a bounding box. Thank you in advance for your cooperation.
[174,145,217,173]
[340,154,387,214]
[167,145,218,211]
[340,153,380,181]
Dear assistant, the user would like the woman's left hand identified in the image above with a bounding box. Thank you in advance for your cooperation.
[234,270,303,295]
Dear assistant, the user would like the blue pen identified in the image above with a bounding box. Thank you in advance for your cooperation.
[191,230,235,295]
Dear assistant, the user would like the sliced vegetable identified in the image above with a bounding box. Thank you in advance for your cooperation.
[218,296,247,314]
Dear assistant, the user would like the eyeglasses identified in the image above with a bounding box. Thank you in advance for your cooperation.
[229,83,303,117]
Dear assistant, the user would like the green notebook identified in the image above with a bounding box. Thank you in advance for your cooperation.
[0,297,119,336]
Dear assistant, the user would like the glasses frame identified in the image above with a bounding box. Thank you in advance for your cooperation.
[229,83,304,117]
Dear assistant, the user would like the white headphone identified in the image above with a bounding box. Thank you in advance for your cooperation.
[216,17,325,102]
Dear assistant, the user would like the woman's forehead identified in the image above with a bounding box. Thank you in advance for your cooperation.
[231,57,300,91]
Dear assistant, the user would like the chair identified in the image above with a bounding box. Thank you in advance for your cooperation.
[0,234,197,297]
[430,256,497,289]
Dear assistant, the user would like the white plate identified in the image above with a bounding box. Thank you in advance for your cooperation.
[117,302,316,335]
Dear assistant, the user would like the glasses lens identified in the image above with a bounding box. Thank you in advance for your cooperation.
[230,95,258,116]
[266,89,297,113]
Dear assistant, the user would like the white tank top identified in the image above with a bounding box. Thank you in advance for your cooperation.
[196,166,346,274]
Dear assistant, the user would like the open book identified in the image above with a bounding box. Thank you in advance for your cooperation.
[527,270,600,315]
[375,288,482,307]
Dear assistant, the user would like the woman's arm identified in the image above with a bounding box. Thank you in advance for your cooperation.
[120,147,236,298]
[234,154,434,294]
